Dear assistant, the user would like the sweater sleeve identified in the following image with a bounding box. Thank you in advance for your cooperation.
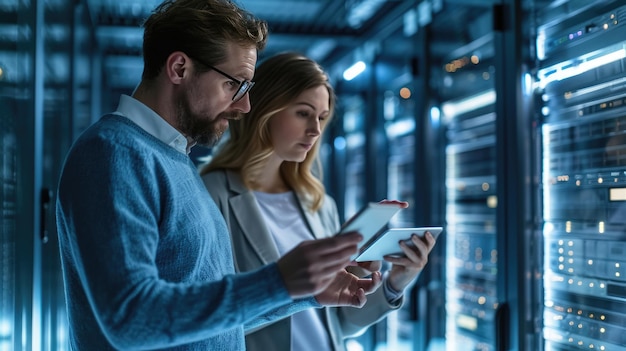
[243,296,321,333]
[56,124,293,349]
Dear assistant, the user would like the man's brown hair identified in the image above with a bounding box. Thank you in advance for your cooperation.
[141,0,268,79]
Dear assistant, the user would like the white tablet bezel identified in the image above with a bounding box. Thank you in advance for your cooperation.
[354,227,443,262]
[337,202,404,257]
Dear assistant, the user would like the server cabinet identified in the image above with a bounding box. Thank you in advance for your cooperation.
[383,87,422,351]
[1,1,46,349]
[536,1,626,350]
[434,0,536,349]
[0,0,95,350]
[440,36,500,351]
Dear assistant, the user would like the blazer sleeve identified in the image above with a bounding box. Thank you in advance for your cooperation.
[318,195,404,339]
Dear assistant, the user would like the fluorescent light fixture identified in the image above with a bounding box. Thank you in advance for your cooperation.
[441,89,496,119]
[347,0,385,28]
[430,106,441,126]
[537,45,626,89]
[385,119,415,138]
[346,133,365,148]
[343,61,366,81]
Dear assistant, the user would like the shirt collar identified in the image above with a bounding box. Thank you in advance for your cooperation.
[114,94,195,155]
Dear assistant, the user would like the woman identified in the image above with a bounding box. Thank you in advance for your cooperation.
[200,52,436,351]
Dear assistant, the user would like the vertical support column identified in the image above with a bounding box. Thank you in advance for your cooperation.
[15,0,45,349]
[31,0,45,348]
[364,53,388,202]
[493,0,533,350]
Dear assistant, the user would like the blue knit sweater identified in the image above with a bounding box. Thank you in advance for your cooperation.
[56,115,314,350]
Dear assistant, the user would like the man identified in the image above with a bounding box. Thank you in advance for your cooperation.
[55,0,378,349]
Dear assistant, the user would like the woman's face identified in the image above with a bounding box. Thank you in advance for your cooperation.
[269,85,330,163]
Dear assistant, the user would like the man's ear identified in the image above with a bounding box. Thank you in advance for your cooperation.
[166,51,188,84]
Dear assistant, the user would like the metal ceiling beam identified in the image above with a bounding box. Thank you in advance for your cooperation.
[321,0,418,69]
[443,0,497,6]
[95,25,358,44]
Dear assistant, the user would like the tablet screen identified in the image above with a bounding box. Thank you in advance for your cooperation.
[355,226,443,262]
[338,202,403,245]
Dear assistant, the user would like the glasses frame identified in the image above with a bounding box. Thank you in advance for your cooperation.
[193,58,255,103]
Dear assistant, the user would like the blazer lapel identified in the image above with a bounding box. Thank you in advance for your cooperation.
[225,171,281,264]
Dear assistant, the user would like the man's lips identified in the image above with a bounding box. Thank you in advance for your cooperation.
[220,113,242,121]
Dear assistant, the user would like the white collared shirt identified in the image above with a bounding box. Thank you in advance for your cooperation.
[114,94,195,154]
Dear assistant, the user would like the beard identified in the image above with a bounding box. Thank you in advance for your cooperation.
[174,87,240,147]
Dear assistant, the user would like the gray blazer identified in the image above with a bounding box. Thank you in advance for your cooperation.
[201,169,402,351]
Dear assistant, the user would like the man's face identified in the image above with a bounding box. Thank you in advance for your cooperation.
[176,43,257,147]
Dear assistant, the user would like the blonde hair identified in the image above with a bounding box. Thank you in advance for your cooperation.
[200,52,336,211]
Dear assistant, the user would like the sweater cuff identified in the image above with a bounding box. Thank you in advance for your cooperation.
[254,263,321,309]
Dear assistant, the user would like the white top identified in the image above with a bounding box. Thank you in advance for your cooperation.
[253,191,332,351]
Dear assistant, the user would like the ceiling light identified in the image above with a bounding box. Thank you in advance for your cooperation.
[343,61,366,81]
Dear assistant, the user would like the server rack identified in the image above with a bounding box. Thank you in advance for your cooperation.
[433,1,539,349]
[536,1,626,350]
[383,87,420,351]
[441,55,500,351]
[0,1,46,349]
[0,0,95,349]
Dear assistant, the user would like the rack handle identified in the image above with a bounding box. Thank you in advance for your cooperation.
[40,187,52,244]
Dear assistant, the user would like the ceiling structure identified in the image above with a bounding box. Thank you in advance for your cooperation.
[0,0,578,96]
[86,0,501,91]
[81,0,579,98]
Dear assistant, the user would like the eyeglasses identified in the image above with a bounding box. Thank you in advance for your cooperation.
[193,58,255,103]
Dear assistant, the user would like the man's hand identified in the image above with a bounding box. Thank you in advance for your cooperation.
[314,269,382,308]
[346,260,382,278]
[277,232,362,298]
[383,231,437,292]
[378,199,409,209]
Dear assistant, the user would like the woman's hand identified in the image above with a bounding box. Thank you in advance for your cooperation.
[383,231,437,292]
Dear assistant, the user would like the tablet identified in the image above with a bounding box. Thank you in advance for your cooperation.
[337,202,404,258]
[354,227,443,262]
